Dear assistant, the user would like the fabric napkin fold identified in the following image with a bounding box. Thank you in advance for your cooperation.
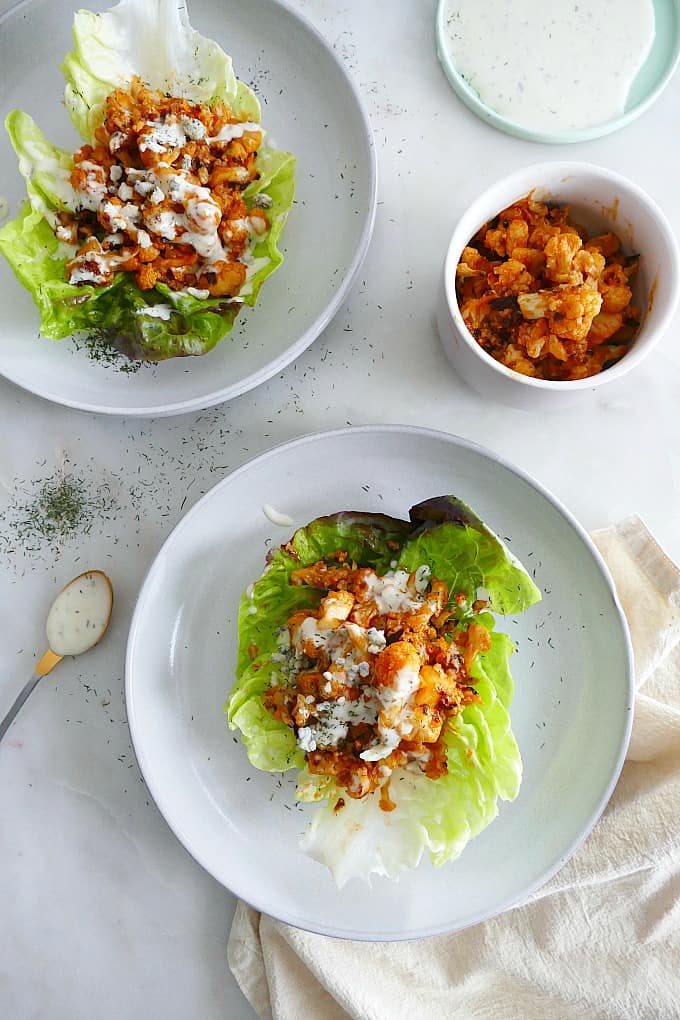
[228,516,680,1020]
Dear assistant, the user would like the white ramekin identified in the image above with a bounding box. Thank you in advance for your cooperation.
[437,162,680,409]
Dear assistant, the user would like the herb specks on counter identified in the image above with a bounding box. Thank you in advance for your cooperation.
[1,469,117,555]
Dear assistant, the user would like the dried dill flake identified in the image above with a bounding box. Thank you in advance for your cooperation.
[2,470,117,553]
[69,330,151,374]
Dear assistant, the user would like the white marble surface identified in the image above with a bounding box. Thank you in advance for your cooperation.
[1,1,679,1017]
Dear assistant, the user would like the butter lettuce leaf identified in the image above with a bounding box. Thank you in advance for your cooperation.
[0,0,294,360]
[62,0,241,139]
[0,200,128,339]
[286,510,413,574]
[241,148,296,306]
[226,498,540,885]
[4,111,76,220]
[399,495,541,615]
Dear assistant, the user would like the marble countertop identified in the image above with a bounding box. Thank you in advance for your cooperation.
[2,1,679,1017]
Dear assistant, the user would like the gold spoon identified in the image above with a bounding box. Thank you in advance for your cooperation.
[0,570,114,743]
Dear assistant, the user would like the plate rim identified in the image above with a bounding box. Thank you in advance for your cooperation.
[125,424,634,940]
[434,0,680,145]
[0,0,378,418]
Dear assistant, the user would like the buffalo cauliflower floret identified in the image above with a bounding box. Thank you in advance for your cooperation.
[485,217,529,257]
[456,246,489,279]
[572,247,606,282]
[518,284,602,341]
[544,233,583,284]
[598,264,633,313]
[588,311,624,345]
[517,319,549,359]
[487,259,534,296]
[585,232,620,257]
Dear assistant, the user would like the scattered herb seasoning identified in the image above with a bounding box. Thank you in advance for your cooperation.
[1,469,117,554]
[69,330,154,374]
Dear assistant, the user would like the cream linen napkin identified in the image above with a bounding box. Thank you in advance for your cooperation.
[228,516,680,1020]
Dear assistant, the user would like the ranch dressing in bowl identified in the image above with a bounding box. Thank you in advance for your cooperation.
[439,0,655,134]
[46,570,113,656]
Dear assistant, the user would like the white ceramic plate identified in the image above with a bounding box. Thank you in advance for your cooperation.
[0,0,376,416]
[126,426,633,940]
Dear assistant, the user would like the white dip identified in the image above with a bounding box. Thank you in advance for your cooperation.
[440,0,655,133]
[262,504,294,527]
[46,571,113,656]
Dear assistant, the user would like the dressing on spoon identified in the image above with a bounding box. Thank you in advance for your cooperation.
[0,570,113,743]
[46,570,113,657]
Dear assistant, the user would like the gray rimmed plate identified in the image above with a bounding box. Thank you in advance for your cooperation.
[0,0,376,416]
[126,425,633,940]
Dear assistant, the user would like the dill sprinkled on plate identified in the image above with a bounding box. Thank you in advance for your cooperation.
[69,331,154,373]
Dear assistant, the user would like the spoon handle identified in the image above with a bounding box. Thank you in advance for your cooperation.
[0,649,62,745]
[0,674,41,744]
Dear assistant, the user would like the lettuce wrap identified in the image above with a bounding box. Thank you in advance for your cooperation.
[0,0,295,360]
[227,496,541,885]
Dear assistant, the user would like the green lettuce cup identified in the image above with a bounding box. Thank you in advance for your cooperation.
[227,496,541,885]
[0,0,295,360]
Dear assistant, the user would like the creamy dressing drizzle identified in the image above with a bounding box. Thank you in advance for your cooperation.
[441,0,655,132]
[364,570,423,614]
[66,113,268,291]
[285,568,433,760]
[207,120,261,144]
[136,304,174,319]
[46,572,112,657]
[238,256,272,296]
[262,504,294,527]
[68,249,133,285]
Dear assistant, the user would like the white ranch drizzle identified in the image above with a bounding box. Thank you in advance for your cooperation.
[46,572,112,657]
[286,569,433,759]
[440,0,655,133]
[66,113,267,287]
[262,504,294,527]
[207,120,261,144]
[136,304,174,320]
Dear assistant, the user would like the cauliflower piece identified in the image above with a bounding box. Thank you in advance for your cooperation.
[487,259,533,296]
[517,319,549,359]
[317,590,355,630]
[518,285,602,342]
[456,246,489,279]
[544,232,583,284]
[598,264,633,313]
[572,247,605,283]
[516,291,550,320]
[406,665,448,743]
[547,337,569,361]
[503,344,538,376]
[585,232,621,257]
[485,217,529,257]
[460,296,494,332]
[588,311,624,345]
[511,247,546,277]
[198,260,247,297]
[528,222,566,249]
[505,218,529,255]
[373,641,421,691]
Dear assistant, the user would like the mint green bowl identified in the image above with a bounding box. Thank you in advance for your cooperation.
[435,0,680,144]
